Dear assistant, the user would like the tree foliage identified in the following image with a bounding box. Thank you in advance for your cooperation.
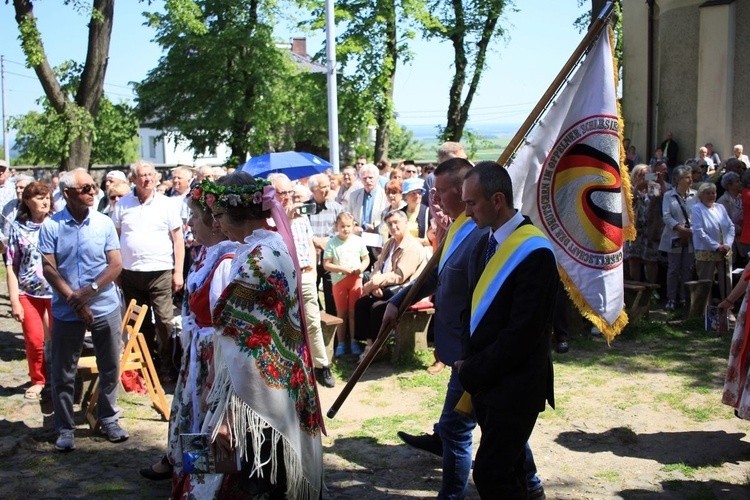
[135,0,305,166]
[310,0,424,162]
[387,124,422,160]
[9,61,139,166]
[10,0,115,170]
[419,0,514,143]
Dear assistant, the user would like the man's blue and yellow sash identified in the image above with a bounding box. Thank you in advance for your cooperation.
[439,212,477,273]
[470,224,555,335]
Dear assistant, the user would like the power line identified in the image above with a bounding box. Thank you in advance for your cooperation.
[3,58,135,92]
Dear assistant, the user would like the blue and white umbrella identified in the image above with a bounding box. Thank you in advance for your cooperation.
[238,151,332,181]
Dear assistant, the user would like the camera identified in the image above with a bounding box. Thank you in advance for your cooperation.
[644,173,657,181]
[296,200,316,216]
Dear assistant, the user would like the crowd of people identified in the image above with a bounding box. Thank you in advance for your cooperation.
[9,132,750,498]
[624,135,750,312]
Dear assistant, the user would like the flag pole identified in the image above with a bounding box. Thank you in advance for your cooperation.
[497,1,616,167]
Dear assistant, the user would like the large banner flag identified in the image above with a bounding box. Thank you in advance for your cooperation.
[507,30,634,341]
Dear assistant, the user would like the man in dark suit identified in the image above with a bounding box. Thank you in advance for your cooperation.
[380,158,487,498]
[457,161,558,498]
[659,131,679,169]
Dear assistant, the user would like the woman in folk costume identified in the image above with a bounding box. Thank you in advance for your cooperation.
[719,261,750,420]
[202,172,324,499]
[139,181,238,497]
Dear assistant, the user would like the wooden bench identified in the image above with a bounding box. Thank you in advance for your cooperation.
[623,280,660,321]
[391,306,434,363]
[320,311,343,364]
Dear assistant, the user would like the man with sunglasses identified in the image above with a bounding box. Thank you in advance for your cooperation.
[39,168,127,451]
[112,160,184,381]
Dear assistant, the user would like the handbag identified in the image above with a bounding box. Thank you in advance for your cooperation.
[380,284,404,299]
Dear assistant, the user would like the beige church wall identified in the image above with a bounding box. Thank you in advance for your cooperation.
[656,3,699,165]
[696,3,734,159]
[621,0,650,159]
[732,0,750,151]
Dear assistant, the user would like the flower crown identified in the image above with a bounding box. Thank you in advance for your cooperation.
[190,178,271,210]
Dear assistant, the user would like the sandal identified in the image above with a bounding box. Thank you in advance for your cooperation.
[24,384,44,400]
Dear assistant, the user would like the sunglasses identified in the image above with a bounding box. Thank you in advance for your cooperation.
[67,184,97,194]
[109,195,122,201]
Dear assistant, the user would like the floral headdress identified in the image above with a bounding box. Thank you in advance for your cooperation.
[191,177,271,210]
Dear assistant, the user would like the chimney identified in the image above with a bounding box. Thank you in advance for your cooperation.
[291,37,307,58]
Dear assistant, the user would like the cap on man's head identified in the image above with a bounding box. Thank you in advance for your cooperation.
[106,170,128,182]
[0,159,8,169]
[402,177,425,195]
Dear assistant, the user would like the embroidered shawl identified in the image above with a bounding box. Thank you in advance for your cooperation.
[203,229,323,499]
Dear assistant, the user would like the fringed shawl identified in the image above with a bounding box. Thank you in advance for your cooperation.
[203,229,323,499]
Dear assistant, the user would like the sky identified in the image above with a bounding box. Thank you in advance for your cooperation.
[0,1,585,146]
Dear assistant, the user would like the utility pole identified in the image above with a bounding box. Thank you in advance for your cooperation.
[1,55,9,164]
[325,0,340,173]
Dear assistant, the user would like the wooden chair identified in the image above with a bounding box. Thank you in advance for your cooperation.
[77,299,170,429]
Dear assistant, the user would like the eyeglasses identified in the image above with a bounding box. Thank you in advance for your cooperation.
[212,212,225,222]
[276,190,293,198]
[67,184,97,194]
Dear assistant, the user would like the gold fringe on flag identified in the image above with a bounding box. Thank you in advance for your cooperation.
[611,25,636,243]
[559,265,629,344]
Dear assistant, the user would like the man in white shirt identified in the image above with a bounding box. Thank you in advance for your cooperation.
[112,160,184,378]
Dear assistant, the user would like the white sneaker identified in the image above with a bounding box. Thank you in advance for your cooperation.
[55,430,76,452]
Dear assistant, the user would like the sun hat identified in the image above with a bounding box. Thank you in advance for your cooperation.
[402,177,425,195]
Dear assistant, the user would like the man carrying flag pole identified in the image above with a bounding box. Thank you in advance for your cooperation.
[379,158,547,499]
[456,162,558,498]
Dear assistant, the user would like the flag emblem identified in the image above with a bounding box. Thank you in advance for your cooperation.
[538,114,623,269]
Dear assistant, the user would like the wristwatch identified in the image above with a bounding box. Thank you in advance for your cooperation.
[90,282,99,292]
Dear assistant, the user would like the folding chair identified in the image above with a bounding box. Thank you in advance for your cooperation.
[77,299,170,429]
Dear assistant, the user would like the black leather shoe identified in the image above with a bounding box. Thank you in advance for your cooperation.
[397,431,443,457]
[555,341,569,354]
[314,366,336,388]
[139,464,172,481]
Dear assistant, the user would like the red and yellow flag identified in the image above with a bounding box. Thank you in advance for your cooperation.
[507,29,634,341]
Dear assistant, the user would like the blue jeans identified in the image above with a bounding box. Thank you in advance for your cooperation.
[435,369,542,498]
[437,368,476,499]
[525,444,542,491]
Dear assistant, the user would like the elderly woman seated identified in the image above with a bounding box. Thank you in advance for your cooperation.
[354,209,426,361]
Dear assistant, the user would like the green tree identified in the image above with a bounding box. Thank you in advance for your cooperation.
[317,0,423,162]
[135,0,302,166]
[419,0,514,143]
[387,124,422,160]
[10,0,116,170]
[9,61,139,166]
